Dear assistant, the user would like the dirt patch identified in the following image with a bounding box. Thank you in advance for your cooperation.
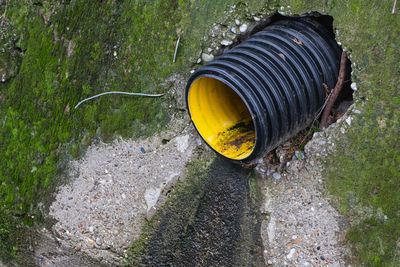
[49,123,202,265]
[255,115,357,266]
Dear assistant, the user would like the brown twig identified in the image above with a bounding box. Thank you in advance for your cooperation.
[320,51,347,129]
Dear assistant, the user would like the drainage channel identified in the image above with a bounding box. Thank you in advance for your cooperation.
[128,158,265,266]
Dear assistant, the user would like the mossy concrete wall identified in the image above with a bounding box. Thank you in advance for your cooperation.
[288,0,400,265]
[0,0,399,265]
[0,0,275,263]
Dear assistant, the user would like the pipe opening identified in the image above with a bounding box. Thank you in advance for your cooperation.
[188,77,255,160]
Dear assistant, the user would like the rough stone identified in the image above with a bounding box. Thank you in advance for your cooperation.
[345,116,352,126]
[201,53,214,63]
[272,173,281,180]
[287,248,296,259]
[220,40,233,46]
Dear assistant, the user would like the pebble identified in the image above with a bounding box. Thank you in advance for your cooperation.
[299,259,310,266]
[287,248,296,259]
[231,27,237,34]
[96,237,103,245]
[235,19,240,25]
[350,82,357,91]
[254,16,260,21]
[318,140,326,145]
[140,147,146,153]
[345,116,352,126]
[239,24,248,32]
[86,237,95,248]
[273,173,281,180]
[256,166,266,173]
[353,109,361,114]
[196,58,201,64]
[89,226,94,233]
[75,243,82,251]
[220,40,233,46]
[267,259,273,265]
[201,53,214,62]
[295,151,304,160]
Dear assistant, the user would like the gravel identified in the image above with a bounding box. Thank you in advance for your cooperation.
[49,125,201,264]
[257,124,352,266]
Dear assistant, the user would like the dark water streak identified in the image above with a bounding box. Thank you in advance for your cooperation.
[140,159,265,266]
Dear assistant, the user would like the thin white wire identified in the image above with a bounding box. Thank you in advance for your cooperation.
[173,36,180,63]
[74,91,165,109]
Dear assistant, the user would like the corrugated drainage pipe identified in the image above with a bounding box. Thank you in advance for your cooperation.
[186,17,341,164]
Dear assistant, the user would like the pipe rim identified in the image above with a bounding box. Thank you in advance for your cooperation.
[186,73,259,162]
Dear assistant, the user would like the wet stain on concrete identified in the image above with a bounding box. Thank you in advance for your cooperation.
[131,158,265,266]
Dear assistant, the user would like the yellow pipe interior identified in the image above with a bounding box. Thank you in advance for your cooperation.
[188,77,256,160]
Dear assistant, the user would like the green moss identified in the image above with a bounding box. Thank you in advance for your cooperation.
[288,0,400,265]
[176,0,275,65]
[0,207,17,264]
[0,2,182,198]
[0,0,185,261]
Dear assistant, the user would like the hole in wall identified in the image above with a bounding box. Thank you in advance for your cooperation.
[196,11,355,165]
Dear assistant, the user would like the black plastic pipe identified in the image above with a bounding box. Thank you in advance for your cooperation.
[185,17,341,164]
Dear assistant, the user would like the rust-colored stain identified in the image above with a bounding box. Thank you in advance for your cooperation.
[213,120,255,159]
